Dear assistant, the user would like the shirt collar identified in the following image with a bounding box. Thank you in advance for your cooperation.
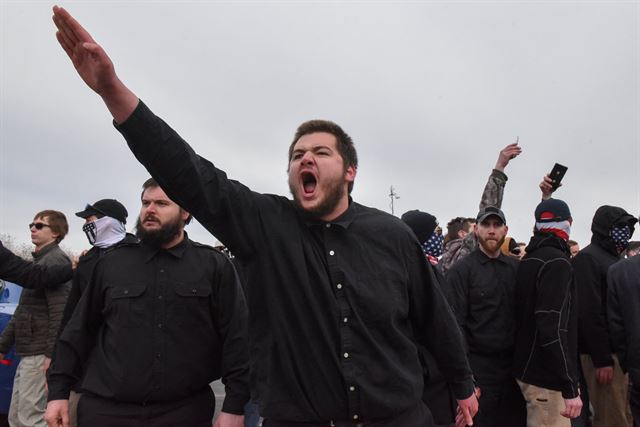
[474,247,510,265]
[141,232,190,263]
[32,242,59,259]
[302,197,360,230]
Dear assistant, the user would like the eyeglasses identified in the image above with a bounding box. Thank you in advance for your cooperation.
[29,222,50,230]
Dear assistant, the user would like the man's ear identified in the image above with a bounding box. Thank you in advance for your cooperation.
[345,165,356,183]
[180,209,191,223]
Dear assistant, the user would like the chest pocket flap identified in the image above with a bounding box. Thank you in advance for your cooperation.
[174,283,212,297]
[111,283,147,299]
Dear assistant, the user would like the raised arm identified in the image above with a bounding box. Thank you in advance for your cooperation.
[478,142,521,211]
[52,5,138,123]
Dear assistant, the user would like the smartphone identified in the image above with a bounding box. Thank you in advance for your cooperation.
[549,163,568,191]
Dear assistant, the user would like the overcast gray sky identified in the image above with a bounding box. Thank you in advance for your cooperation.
[1,0,638,254]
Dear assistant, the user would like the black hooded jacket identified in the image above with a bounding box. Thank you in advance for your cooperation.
[573,206,637,366]
[513,232,579,398]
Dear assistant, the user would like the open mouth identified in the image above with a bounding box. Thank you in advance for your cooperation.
[301,171,317,196]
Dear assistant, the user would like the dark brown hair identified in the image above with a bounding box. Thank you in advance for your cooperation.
[141,178,192,225]
[446,217,475,241]
[288,120,358,193]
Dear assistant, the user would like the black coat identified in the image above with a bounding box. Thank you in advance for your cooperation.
[573,205,637,366]
[513,232,579,398]
[607,255,640,385]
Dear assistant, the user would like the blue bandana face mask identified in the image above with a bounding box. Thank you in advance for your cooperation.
[422,231,444,258]
[611,225,631,253]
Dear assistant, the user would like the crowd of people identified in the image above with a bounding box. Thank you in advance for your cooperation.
[0,5,637,427]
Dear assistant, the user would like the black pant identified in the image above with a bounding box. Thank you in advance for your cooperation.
[473,379,526,427]
[469,353,526,427]
[77,388,215,427]
[263,401,434,427]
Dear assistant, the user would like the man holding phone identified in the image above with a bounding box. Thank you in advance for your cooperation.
[513,182,582,426]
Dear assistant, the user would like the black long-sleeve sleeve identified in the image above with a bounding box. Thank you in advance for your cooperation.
[113,101,473,422]
[574,252,613,367]
[0,241,72,289]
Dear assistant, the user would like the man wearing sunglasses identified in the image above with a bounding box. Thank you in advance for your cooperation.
[0,210,71,427]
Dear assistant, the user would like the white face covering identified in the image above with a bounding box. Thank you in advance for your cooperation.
[82,216,126,248]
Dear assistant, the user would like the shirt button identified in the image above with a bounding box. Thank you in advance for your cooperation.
[353,415,359,420]
[349,386,355,391]
[343,317,348,323]
[325,223,331,228]
[123,290,129,295]
[158,295,163,300]
[158,323,163,328]
[343,352,349,358]
[336,283,342,290]
[329,250,335,256]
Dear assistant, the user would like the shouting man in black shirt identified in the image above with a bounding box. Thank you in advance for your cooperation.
[45,179,250,427]
[51,6,478,427]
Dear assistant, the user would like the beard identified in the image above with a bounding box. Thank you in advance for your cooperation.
[478,234,506,254]
[135,215,183,248]
[289,174,346,220]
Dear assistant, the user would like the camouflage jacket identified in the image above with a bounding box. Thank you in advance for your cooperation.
[439,169,507,275]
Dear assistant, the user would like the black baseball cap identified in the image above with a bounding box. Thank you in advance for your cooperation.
[476,206,506,225]
[75,199,128,224]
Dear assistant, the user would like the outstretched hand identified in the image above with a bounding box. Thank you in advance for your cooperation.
[494,142,522,172]
[52,6,117,95]
[52,6,138,123]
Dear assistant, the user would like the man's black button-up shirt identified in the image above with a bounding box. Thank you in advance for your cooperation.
[47,236,250,415]
[445,249,519,356]
[115,101,475,423]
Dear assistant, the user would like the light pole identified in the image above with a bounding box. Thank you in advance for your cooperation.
[389,186,400,216]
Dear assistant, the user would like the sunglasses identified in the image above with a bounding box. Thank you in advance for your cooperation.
[29,222,51,230]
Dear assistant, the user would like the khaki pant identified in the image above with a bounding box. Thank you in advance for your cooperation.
[517,380,570,427]
[8,354,47,427]
[581,354,633,427]
[68,391,81,427]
